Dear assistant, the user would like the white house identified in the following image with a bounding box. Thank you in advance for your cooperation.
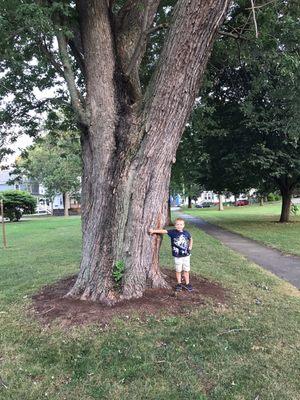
[0,170,72,214]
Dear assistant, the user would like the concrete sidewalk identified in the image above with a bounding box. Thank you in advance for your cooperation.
[179,213,300,289]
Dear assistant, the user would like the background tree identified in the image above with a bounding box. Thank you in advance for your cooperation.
[240,0,300,222]
[174,0,300,221]
[249,136,300,222]
[0,137,13,165]
[11,131,82,216]
[174,103,259,210]
[170,123,205,208]
[0,0,231,303]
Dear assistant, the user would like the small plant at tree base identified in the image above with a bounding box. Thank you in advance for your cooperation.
[113,260,125,286]
[291,203,299,216]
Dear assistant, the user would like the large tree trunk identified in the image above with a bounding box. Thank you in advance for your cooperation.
[188,196,192,209]
[67,0,230,304]
[63,192,70,217]
[218,193,224,211]
[50,198,54,216]
[259,196,264,206]
[279,187,293,223]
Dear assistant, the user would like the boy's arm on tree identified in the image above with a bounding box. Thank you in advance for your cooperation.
[189,237,193,250]
[149,228,168,234]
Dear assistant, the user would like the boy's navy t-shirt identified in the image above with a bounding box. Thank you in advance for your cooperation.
[167,229,191,257]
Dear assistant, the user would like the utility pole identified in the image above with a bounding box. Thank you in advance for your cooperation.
[1,199,7,248]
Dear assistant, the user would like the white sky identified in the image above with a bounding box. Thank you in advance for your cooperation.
[1,85,62,167]
[5,135,33,166]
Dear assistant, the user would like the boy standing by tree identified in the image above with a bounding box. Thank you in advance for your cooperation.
[149,218,193,292]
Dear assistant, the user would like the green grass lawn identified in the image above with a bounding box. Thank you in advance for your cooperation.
[0,216,299,399]
[184,202,300,256]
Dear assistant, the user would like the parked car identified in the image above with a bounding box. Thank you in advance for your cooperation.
[196,202,212,208]
[235,199,249,206]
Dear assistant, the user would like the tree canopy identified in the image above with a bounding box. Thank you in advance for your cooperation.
[11,130,82,201]
[173,0,300,221]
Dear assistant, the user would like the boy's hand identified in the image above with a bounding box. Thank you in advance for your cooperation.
[149,228,154,235]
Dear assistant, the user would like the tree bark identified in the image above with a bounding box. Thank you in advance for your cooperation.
[50,198,54,216]
[218,193,224,211]
[279,188,292,223]
[66,0,230,304]
[166,195,173,226]
[259,196,264,206]
[188,196,192,209]
[63,192,70,217]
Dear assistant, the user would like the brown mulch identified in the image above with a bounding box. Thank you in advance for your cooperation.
[31,268,228,328]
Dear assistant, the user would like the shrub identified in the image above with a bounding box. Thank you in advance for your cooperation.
[0,190,36,221]
[267,193,275,202]
[267,193,281,202]
[291,203,299,216]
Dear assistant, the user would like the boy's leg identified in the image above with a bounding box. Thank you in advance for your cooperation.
[182,256,193,291]
[174,258,183,291]
[174,258,183,279]
[183,271,190,285]
[176,272,182,284]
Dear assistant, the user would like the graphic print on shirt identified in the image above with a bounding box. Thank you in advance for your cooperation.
[174,234,188,250]
[173,234,189,256]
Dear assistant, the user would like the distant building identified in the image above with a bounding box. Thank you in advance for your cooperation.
[0,170,45,194]
[197,191,219,204]
[0,169,47,196]
[0,170,17,192]
[0,170,80,215]
[180,189,258,206]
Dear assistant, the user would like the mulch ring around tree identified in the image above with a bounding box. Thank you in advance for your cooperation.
[31,268,229,328]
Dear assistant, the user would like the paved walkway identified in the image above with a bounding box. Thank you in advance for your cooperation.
[179,213,300,289]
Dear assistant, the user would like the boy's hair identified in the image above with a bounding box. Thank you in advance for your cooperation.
[175,218,185,223]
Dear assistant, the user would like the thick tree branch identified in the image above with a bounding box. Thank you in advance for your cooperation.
[68,38,86,78]
[250,0,259,38]
[36,37,64,77]
[56,29,88,126]
[66,22,86,79]
[147,22,169,36]
[115,0,161,101]
[216,0,230,28]
[246,0,277,10]
[36,0,87,122]
[75,0,118,149]
[139,0,231,154]
[218,30,247,40]
[125,2,150,76]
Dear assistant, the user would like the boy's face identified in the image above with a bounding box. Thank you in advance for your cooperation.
[175,220,185,232]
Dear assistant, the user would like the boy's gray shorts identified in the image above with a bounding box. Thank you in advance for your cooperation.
[174,256,190,272]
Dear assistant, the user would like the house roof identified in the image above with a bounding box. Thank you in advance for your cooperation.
[0,170,15,185]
